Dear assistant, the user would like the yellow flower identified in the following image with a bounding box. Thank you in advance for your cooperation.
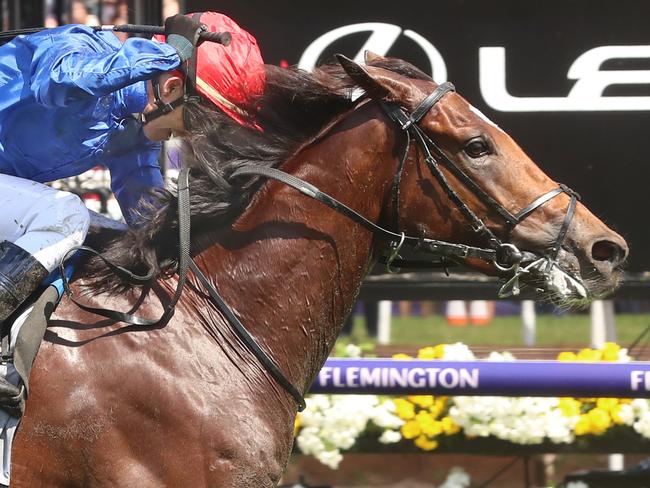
[392,353,413,360]
[611,404,628,425]
[577,348,602,362]
[440,416,461,435]
[601,342,621,361]
[417,347,438,360]
[427,397,447,418]
[408,395,434,409]
[414,435,439,451]
[393,399,416,420]
[596,398,619,412]
[557,351,577,361]
[574,415,591,436]
[587,407,612,434]
[294,414,302,436]
[416,412,443,437]
[558,398,582,417]
[401,420,422,439]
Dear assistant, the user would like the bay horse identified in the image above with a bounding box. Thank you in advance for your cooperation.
[9,54,626,487]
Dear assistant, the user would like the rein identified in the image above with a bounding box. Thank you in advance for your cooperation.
[59,169,307,411]
[57,79,582,414]
[233,82,580,297]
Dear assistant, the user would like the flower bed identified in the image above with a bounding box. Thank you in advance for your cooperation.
[294,343,650,469]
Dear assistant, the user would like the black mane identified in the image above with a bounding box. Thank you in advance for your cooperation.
[85,57,431,292]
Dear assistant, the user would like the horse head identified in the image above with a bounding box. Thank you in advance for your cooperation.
[338,54,627,306]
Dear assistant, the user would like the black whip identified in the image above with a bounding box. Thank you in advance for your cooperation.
[0,24,231,46]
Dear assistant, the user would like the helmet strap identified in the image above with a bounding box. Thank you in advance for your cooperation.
[138,76,189,125]
[139,13,204,126]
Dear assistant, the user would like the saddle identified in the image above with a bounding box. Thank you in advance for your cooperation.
[0,211,127,418]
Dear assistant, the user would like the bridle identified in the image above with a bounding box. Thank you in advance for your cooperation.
[377,82,581,296]
[60,79,582,414]
[233,81,581,297]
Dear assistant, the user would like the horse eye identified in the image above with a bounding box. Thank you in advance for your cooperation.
[464,138,490,158]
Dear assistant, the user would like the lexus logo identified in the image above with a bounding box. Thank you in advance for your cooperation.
[299,23,650,112]
[298,22,448,84]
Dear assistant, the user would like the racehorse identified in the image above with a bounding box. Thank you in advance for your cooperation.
[8,55,627,487]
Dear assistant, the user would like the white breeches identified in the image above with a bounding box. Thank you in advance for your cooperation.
[0,174,90,272]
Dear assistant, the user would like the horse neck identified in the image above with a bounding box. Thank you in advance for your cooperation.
[191,104,398,398]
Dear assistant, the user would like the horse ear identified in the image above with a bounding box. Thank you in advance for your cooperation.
[364,50,385,64]
[336,54,390,99]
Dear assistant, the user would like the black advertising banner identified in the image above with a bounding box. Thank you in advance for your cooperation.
[188,0,650,272]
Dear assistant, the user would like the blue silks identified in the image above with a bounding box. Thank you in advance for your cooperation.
[0,24,181,225]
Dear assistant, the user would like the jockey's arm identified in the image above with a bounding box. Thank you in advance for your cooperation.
[28,25,181,108]
[104,147,165,227]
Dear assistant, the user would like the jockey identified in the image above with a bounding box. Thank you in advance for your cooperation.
[0,12,265,330]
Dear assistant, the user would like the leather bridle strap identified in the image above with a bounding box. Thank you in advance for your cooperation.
[59,169,308,411]
[549,185,580,261]
[188,259,306,411]
[401,82,456,129]
[59,168,193,327]
[382,83,581,264]
[230,165,511,264]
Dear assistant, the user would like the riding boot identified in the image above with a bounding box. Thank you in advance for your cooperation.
[0,241,48,415]
[0,241,49,323]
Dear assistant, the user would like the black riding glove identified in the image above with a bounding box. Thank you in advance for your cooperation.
[164,14,206,62]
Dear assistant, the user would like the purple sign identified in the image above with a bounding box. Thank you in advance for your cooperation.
[309,359,650,398]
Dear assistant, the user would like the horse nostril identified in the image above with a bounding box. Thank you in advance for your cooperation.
[591,240,626,265]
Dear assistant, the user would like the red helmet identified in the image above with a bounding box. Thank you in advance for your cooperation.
[155,12,265,127]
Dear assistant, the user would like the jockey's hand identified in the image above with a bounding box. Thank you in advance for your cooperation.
[164,14,206,62]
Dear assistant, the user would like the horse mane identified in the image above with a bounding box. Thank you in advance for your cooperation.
[84,57,432,293]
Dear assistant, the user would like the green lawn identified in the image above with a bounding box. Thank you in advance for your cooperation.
[345,313,650,348]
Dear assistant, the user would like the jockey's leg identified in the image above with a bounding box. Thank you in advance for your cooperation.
[0,174,89,410]
[0,174,90,321]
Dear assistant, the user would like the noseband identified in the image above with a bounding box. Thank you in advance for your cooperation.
[379,82,580,295]
[233,81,580,297]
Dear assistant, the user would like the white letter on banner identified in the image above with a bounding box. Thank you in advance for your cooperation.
[407,368,426,388]
[360,367,381,388]
[460,368,480,389]
[319,367,333,387]
[346,367,360,387]
[631,371,644,391]
[333,368,344,387]
[426,368,441,387]
[389,368,409,387]
[439,369,460,388]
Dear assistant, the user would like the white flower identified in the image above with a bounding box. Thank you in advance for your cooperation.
[438,466,471,488]
[296,394,402,468]
[344,343,362,358]
[617,348,632,362]
[379,430,402,444]
[317,450,343,469]
[449,396,572,445]
[565,482,589,488]
[633,409,650,439]
[487,351,516,361]
[616,404,635,426]
[441,343,476,361]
